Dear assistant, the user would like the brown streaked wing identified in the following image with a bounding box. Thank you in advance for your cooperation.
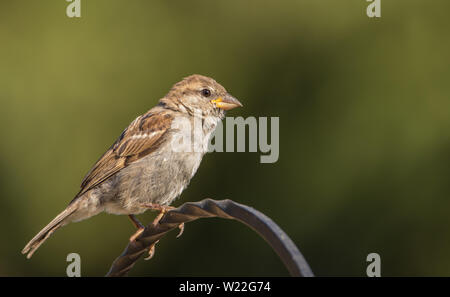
[72,111,174,200]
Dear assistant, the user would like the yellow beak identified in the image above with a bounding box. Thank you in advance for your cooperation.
[211,94,243,111]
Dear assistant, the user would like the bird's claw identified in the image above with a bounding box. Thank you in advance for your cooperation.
[134,204,184,260]
[144,240,159,260]
[176,223,185,238]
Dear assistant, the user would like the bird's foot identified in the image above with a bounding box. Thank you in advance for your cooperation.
[176,222,185,238]
[144,240,160,260]
[129,203,186,260]
[140,203,185,238]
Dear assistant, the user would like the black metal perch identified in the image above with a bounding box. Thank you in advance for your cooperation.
[106,199,314,277]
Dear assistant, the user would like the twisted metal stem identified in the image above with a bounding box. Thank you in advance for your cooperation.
[106,199,314,277]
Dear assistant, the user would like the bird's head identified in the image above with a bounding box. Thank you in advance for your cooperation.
[161,74,242,117]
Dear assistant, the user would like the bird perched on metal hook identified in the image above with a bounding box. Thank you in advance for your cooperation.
[22,74,242,259]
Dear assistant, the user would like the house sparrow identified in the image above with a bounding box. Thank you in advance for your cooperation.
[22,74,242,259]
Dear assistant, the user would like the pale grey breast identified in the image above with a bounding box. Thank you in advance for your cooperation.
[102,114,220,215]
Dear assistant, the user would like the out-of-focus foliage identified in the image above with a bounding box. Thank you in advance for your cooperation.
[0,1,449,276]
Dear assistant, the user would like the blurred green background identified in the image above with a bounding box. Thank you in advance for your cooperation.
[1,0,449,276]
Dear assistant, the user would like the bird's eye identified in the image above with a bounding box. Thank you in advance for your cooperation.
[201,89,211,97]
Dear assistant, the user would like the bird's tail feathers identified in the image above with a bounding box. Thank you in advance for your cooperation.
[22,204,78,259]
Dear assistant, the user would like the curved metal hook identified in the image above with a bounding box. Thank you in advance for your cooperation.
[106,199,314,277]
